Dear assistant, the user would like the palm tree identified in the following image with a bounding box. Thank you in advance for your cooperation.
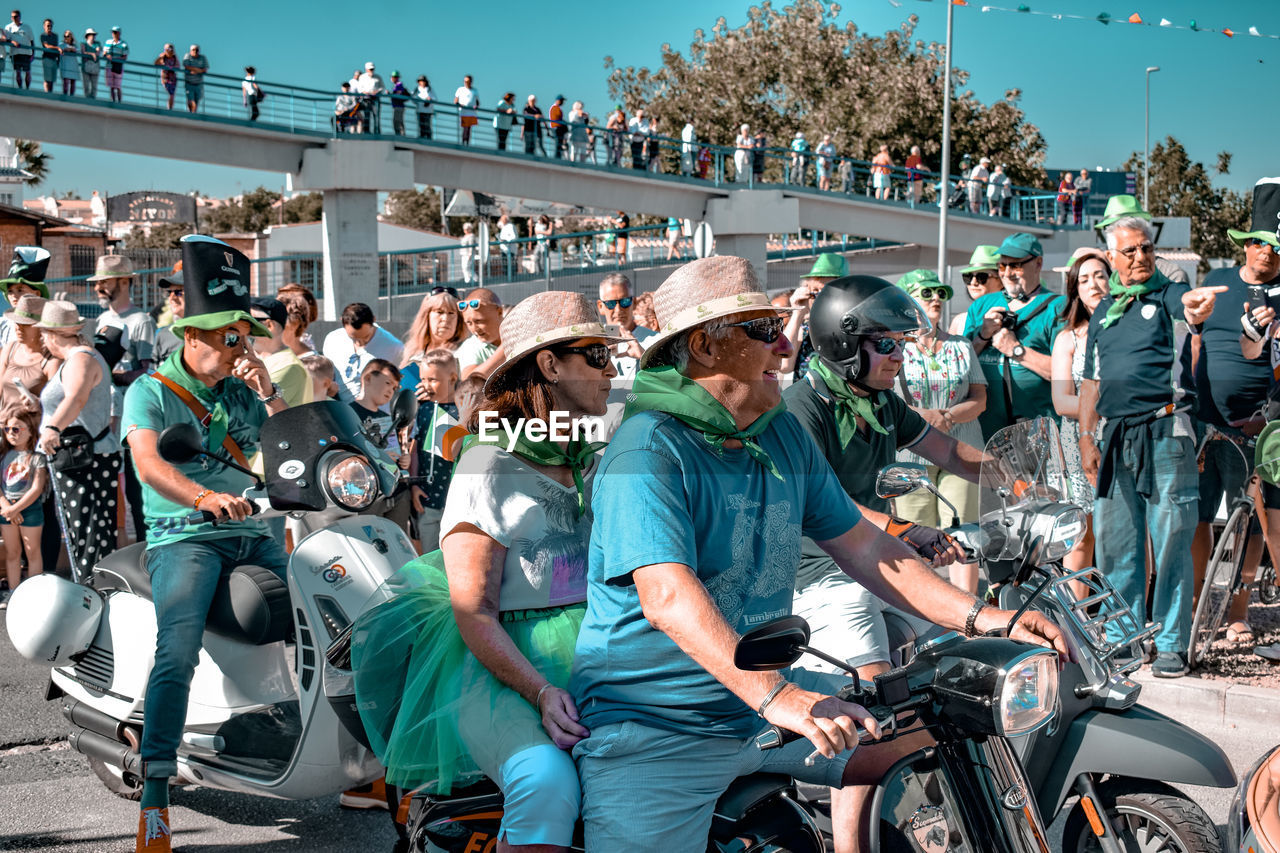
[14,139,51,187]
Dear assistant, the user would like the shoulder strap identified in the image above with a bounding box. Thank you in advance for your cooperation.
[148,371,250,469]
[1012,293,1056,333]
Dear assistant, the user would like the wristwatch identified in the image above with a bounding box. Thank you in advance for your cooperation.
[257,383,283,404]
[1011,344,1026,360]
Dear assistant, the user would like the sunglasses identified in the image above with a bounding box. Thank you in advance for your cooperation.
[211,330,247,350]
[999,258,1035,271]
[431,286,459,297]
[916,287,950,300]
[553,343,612,370]
[458,298,489,310]
[601,297,633,310]
[1244,238,1279,254]
[727,316,786,344]
[962,272,992,286]
[3,425,26,433]
[867,335,914,355]
[1115,242,1154,259]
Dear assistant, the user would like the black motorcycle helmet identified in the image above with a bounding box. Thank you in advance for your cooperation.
[808,274,931,384]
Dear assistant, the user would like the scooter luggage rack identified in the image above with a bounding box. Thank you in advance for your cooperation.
[1049,566,1158,680]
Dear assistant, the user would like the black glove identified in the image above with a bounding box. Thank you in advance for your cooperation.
[885,517,958,563]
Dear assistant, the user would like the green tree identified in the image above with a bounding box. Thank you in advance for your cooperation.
[15,139,51,186]
[604,1,1046,187]
[384,187,443,233]
[283,192,324,224]
[1122,137,1250,267]
[121,222,194,249]
[200,186,282,234]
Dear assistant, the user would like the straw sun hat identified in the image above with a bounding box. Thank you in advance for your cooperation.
[4,294,47,325]
[640,255,795,369]
[484,291,627,392]
[34,300,87,333]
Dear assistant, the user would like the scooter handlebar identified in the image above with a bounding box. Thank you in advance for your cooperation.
[184,492,274,525]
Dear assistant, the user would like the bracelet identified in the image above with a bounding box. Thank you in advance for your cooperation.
[757,680,790,717]
[192,489,213,510]
[964,600,987,637]
[977,330,993,342]
[535,683,554,712]
[45,425,61,434]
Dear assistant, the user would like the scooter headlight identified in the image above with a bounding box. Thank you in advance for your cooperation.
[997,650,1058,736]
[322,453,379,510]
[1042,506,1087,561]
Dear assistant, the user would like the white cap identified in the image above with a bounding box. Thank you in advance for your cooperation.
[365,61,375,70]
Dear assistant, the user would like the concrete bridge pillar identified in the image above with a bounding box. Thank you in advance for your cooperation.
[291,140,414,320]
[705,190,799,289]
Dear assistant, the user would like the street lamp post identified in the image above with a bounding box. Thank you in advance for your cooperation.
[1144,66,1160,210]
[936,0,955,281]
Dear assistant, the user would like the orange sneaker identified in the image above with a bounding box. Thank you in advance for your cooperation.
[136,807,171,853]
[339,776,390,810]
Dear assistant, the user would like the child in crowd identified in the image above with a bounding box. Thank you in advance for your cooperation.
[301,354,339,401]
[407,349,460,552]
[351,359,407,466]
[0,406,46,609]
[453,374,485,428]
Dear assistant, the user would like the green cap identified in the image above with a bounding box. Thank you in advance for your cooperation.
[960,245,1001,274]
[1257,420,1280,485]
[896,269,952,300]
[391,70,401,77]
[1094,194,1152,231]
[998,233,1043,260]
[801,253,848,280]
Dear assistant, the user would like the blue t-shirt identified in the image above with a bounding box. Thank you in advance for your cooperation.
[1193,267,1275,428]
[963,288,1063,439]
[570,409,863,739]
[1083,275,1192,419]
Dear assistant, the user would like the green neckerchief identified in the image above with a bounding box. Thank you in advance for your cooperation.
[156,350,230,452]
[1101,268,1169,329]
[623,366,785,480]
[807,356,887,447]
[469,427,603,519]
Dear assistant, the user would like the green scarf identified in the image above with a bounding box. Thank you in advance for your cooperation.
[807,356,887,448]
[1100,268,1169,329]
[156,350,231,453]
[623,366,785,480]
[470,428,604,519]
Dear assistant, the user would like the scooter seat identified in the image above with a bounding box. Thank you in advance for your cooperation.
[92,544,292,646]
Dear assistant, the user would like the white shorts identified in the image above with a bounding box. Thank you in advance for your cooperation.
[793,570,940,670]
[873,173,890,190]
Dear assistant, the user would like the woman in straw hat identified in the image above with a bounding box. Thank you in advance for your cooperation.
[33,300,121,582]
[352,291,622,851]
[0,295,58,411]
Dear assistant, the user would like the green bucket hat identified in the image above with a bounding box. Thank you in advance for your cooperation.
[0,247,52,299]
[1227,178,1280,249]
[960,245,1001,274]
[1094,194,1153,231]
[801,253,848,280]
[896,269,952,300]
[170,235,270,338]
[1256,420,1280,485]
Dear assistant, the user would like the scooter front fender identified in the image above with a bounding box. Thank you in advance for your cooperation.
[1037,705,1237,814]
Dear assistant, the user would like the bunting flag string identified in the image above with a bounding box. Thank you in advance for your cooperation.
[903,1,1280,41]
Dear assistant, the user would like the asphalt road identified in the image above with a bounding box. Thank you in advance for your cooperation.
[0,606,1272,852]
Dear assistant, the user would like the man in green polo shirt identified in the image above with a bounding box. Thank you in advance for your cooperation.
[121,235,287,853]
[963,232,1064,440]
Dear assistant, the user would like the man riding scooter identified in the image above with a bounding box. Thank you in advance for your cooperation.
[120,235,287,853]
[783,272,988,853]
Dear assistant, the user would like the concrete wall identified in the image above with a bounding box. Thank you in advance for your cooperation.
[264,220,454,255]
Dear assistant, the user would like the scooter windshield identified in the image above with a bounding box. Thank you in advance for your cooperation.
[977,417,1077,561]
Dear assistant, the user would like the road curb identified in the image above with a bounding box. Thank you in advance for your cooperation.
[1132,670,1280,728]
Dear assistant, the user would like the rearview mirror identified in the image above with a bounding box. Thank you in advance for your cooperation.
[157,423,204,465]
[875,464,931,499]
[390,387,419,434]
[734,615,810,671]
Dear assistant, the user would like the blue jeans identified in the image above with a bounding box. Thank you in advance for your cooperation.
[1093,432,1198,653]
[139,535,287,779]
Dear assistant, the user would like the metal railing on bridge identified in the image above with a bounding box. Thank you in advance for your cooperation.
[2,59,1091,227]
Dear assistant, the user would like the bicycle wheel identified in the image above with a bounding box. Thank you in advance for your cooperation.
[1189,504,1250,667]
[1259,559,1279,606]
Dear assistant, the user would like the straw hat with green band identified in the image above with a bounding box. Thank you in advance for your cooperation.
[896,268,952,300]
[1094,194,1153,231]
[0,246,52,299]
[1256,420,1280,485]
[4,294,46,325]
[170,235,270,338]
[960,245,1000,274]
[801,253,848,280]
[483,290,628,393]
[1227,177,1280,249]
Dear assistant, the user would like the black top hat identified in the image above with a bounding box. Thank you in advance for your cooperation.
[0,246,51,298]
[1228,178,1280,249]
[171,235,269,337]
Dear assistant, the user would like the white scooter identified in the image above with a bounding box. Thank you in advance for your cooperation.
[7,399,419,802]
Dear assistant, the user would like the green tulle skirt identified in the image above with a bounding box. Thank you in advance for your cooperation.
[351,551,584,794]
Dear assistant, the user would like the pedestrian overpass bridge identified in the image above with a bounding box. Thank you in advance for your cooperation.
[1,85,1081,315]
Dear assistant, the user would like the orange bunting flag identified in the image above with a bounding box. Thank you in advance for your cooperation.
[1128,12,1143,24]
[1222,27,1235,37]
[952,0,968,5]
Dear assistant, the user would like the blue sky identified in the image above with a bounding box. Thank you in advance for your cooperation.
[23,0,1280,201]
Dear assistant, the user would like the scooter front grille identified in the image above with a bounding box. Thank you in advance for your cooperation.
[72,642,114,688]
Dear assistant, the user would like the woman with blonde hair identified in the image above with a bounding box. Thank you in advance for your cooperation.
[402,290,467,365]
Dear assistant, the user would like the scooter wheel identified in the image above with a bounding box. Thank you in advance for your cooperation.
[1060,779,1220,853]
[86,756,143,801]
